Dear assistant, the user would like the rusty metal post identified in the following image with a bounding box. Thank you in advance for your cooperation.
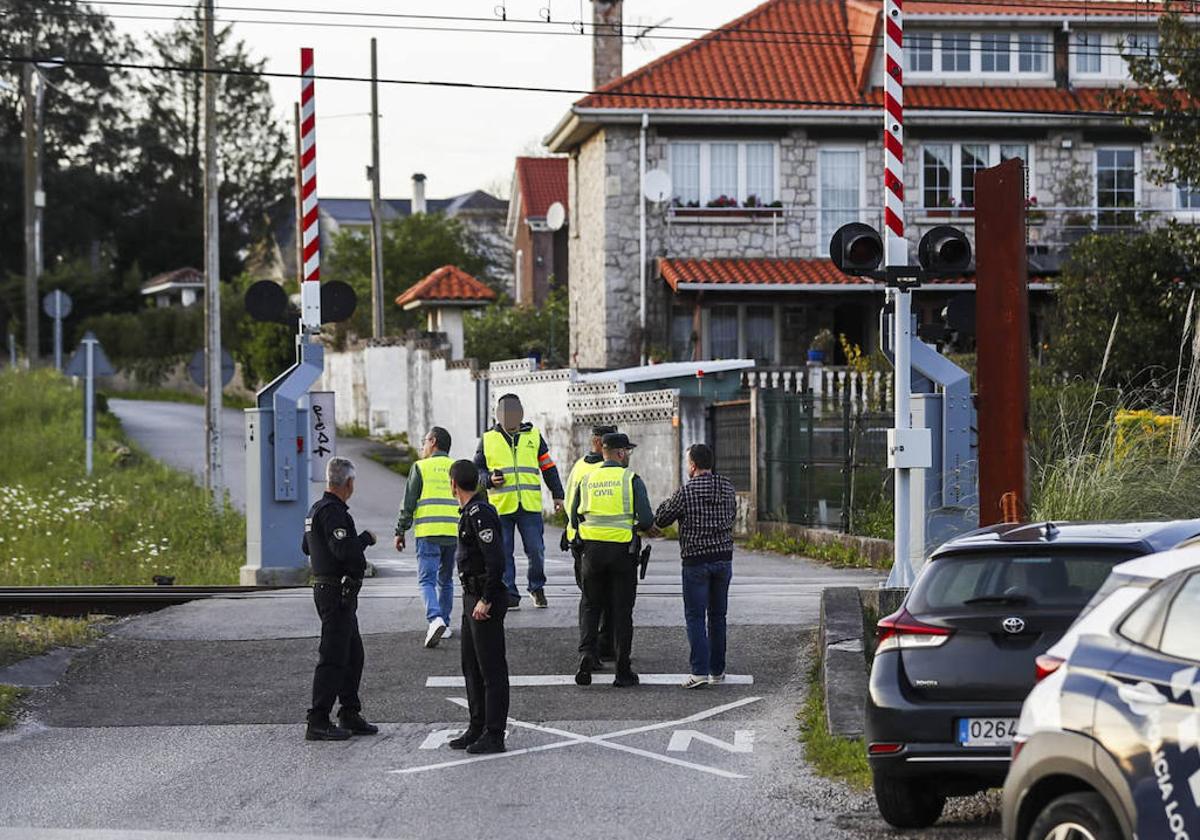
[975,158,1030,525]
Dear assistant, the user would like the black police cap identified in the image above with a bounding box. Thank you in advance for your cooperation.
[602,432,637,450]
[592,424,617,437]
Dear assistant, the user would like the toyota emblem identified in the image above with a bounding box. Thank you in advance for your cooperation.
[1002,616,1026,635]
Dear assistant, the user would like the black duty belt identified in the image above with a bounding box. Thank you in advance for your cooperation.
[313,575,342,585]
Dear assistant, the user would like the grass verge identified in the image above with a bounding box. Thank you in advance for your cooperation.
[743,530,887,570]
[798,656,871,790]
[0,615,110,668]
[0,685,25,729]
[0,370,244,585]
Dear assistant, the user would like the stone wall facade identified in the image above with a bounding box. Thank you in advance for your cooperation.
[568,121,1183,367]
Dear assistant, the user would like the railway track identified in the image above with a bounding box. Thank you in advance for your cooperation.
[0,585,298,617]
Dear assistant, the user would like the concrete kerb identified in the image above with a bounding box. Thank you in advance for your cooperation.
[818,586,868,738]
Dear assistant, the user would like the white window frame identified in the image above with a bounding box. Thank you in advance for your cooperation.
[704,303,780,365]
[817,145,868,245]
[1073,31,1104,76]
[904,29,1052,81]
[979,32,1012,73]
[919,142,1036,209]
[668,139,781,207]
[1093,146,1140,224]
[1017,32,1050,74]
[1177,181,1200,215]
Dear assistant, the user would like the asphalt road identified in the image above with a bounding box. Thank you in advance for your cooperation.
[0,400,1006,840]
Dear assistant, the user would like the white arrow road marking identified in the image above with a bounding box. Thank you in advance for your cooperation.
[425,673,754,687]
[390,695,762,779]
[667,729,755,753]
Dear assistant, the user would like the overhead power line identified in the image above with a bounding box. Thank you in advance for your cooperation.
[0,52,1164,122]
[24,4,1186,59]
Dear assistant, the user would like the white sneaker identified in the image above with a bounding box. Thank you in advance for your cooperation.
[424,617,447,648]
[682,675,709,689]
[441,627,453,640]
[709,673,725,686]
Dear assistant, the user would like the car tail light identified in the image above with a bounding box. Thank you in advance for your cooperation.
[1035,654,1065,682]
[875,608,952,654]
[868,742,904,755]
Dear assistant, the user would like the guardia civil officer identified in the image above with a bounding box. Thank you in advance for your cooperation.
[570,433,656,687]
[561,424,618,662]
[447,458,510,754]
[303,456,379,741]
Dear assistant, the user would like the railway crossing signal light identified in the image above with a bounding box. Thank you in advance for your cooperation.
[829,223,884,276]
[918,225,972,274]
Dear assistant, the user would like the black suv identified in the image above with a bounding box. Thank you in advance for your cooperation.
[865,520,1200,829]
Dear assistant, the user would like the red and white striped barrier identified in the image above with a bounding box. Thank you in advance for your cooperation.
[299,47,321,329]
[883,0,906,265]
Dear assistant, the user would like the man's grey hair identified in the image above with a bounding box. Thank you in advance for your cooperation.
[326,457,356,488]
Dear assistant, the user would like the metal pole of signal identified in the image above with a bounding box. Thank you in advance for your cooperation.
[203,0,223,503]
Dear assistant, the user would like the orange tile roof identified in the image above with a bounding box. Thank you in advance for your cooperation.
[395,265,497,308]
[575,0,1153,113]
[907,1,1166,16]
[515,157,568,221]
[659,257,1051,290]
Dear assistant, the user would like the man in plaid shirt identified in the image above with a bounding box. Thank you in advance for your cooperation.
[654,443,737,689]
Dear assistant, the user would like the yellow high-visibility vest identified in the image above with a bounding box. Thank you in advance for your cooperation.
[578,465,635,544]
[412,456,459,539]
[565,455,604,542]
[483,427,543,515]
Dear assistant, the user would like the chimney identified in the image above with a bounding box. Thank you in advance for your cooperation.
[592,0,623,89]
[412,172,427,215]
[1053,28,1070,88]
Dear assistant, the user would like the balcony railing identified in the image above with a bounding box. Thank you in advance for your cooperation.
[664,204,1194,257]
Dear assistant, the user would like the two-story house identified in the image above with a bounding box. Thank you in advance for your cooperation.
[548,0,1194,370]
[507,156,570,307]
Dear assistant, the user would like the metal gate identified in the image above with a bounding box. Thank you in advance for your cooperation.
[707,399,751,491]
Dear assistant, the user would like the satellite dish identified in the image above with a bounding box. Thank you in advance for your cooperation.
[642,169,672,203]
[546,201,566,232]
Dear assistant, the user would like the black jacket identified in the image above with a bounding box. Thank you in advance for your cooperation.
[455,492,508,604]
[302,492,370,579]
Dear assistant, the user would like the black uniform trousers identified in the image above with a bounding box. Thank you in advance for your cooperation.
[461,592,510,735]
[573,545,615,658]
[579,540,638,676]
[310,583,364,718]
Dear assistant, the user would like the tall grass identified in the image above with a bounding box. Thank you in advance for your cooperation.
[0,370,244,585]
[1031,301,1200,522]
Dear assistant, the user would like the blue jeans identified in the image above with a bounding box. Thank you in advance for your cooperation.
[500,509,546,599]
[416,539,456,624]
[682,560,733,677]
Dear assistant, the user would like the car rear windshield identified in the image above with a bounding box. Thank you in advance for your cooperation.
[907,550,1138,613]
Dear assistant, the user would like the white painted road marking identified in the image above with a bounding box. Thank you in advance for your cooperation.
[425,673,754,687]
[390,696,762,779]
[667,729,755,753]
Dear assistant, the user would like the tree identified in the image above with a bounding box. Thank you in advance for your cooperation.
[325,213,489,344]
[1048,226,1200,389]
[117,9,289,280]
[1114,2,1200,188]
[465,289,569,369]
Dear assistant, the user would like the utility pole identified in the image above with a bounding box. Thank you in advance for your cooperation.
[22,61,45,368]
[203,0,223,502]
[368,37,385,339]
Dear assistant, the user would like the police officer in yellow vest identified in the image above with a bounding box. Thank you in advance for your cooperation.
[562,424,618,661]
[473,394,565,610]
[570,432,655,687]
[395,427,459,648]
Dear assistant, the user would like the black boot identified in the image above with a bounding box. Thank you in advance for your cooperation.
[448,728,483,750]
[613,671,640,688]
[305,715,352,741]
[466,731,506,754]
[338,710,379,735]
[575,654,599,686]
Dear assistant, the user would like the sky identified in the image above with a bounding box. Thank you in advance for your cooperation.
[99,0,766,202]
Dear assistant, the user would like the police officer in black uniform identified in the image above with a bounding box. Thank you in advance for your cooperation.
[303,456,380,741]
[446,458,510,755]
